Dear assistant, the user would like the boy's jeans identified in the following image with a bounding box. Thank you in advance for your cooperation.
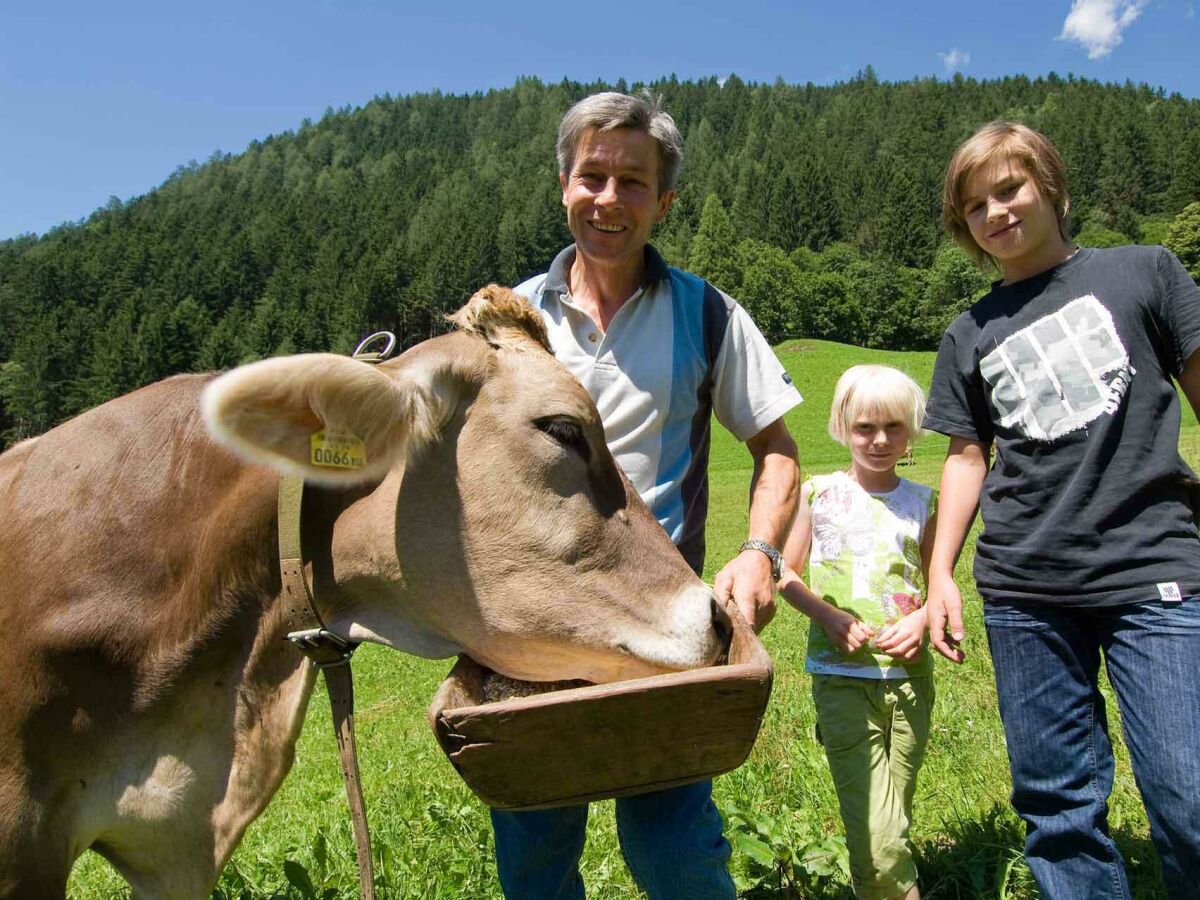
[489,780,735,899]
[983,598,1200,900]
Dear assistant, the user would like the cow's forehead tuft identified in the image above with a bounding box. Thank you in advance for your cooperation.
[446,284,551,353]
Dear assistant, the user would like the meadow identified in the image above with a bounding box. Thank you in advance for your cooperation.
[70,340,1193,899]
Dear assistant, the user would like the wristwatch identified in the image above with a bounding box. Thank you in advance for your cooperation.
[739,539,784,582]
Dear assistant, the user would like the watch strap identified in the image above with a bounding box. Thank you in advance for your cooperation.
[739,538,783,581]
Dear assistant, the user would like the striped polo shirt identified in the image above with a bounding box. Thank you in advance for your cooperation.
[515,245,802,572]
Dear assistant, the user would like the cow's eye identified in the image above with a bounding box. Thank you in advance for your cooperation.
[535,416,591,461]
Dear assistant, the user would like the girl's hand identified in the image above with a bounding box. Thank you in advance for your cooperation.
[818,607,875,655]
[874,607,928,661]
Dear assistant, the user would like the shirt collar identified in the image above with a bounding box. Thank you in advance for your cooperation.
[543,244,671,296]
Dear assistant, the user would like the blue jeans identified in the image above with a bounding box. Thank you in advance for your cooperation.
[983,598,1200,900]
[489,780,735,899]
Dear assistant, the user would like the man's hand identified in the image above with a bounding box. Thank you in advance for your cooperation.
[723,417,798,633]
[874,607,927,662]
[815,605,875,655]
[926,571,965,664]
[714,549,777,633]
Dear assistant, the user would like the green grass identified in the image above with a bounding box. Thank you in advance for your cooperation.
[69,340,1194,899]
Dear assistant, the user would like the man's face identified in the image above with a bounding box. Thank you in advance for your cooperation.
[560,127,675,271]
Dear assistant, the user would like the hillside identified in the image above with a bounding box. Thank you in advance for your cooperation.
[2,72,1199,448]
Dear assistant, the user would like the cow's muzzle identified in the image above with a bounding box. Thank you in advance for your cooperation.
[712,595,734,661]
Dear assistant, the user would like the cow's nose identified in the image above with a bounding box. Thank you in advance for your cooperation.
[711,595,734,659]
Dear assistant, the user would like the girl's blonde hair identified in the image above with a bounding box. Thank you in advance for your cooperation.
[828,365,926,446]
[941,121,1071,270]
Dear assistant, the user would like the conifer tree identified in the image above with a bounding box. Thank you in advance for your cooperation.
[1099,119,1150,230]
[689,194,741,294]
[1167,128,1200,214]
[793,158,841,251]
[877,164,938,268]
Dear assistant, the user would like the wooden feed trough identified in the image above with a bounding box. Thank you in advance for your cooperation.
[428,609,773,810]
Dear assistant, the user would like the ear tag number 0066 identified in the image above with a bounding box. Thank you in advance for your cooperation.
[310,430,367,470]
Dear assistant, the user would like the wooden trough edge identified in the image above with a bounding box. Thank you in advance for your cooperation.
[427,613,775,810]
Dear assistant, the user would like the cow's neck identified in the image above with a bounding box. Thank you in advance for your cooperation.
[202,480,369,868]
[209,594,320,861]
[213,483,371,827]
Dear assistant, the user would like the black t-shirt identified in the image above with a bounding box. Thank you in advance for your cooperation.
[924,245,1200,606]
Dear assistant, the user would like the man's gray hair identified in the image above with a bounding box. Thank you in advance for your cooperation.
[556,91,683,195]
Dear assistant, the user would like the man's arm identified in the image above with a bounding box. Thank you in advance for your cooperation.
[926,436,989,664]
[713,417,799,633]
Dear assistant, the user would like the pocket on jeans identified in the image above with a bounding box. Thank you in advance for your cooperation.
[982,601,1045,629]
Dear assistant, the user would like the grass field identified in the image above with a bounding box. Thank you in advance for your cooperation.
[70,340,1194,899]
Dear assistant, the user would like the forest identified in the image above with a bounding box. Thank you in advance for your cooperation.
[2,70,1199,448]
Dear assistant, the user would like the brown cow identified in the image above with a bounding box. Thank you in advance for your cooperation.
[0,286,730,898]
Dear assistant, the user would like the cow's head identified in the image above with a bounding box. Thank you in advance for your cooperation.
[202,286,731,683]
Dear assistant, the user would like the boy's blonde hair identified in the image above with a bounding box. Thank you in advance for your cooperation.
[941,121,1072,270]
[828,365,926,446]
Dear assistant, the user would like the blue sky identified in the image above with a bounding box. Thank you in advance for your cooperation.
[2,0,1197,239]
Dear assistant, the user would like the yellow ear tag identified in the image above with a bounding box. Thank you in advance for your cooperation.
[310,430,367,470]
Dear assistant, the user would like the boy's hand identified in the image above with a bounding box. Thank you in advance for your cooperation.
[817,607,875,655]
[927,571,965,664]
[874,607,927,661]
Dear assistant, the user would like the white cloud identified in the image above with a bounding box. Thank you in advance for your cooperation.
[1059,0,1149,59]
[938,48,971,72]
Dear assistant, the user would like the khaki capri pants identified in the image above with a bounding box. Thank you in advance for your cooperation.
[811,673,934,900]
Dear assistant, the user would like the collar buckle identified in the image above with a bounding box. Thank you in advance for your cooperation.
[287,627,358,668]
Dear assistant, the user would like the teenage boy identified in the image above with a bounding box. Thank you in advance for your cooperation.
[925,120,1200,900]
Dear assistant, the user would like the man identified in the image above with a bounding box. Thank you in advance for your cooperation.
[491,91,802,900]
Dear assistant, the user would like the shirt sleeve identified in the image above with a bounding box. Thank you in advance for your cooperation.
[922,319,995,444]
[710,302,803,441]
[1155,247,1200,374]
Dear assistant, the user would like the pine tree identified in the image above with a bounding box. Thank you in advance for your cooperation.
[793,159,841,251]
[1167,128,1200,214]
[688,194,741,294]
[730,130,769,241]
[877,164,938,269]
[1099,119,1151,223]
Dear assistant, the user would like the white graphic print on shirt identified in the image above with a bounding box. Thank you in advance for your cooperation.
[979,295,1134,442]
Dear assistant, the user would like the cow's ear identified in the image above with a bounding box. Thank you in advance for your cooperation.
[201,353,454,485]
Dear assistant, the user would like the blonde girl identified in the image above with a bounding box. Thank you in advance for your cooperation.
[780,365,937,900]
